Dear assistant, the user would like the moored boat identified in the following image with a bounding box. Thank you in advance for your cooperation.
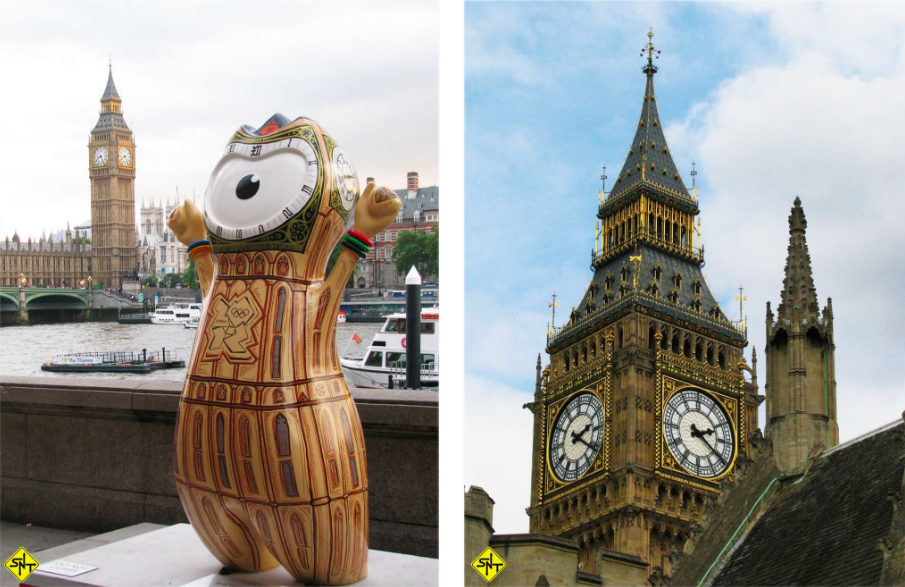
[41,349,186,373]
[150,302,203,325]
[340,309,439,389]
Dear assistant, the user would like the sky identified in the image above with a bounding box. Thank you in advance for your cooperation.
[0,2,438,240]
[465,2,905,535]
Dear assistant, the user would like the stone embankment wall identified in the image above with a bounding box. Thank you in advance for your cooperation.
[0,377,438,557]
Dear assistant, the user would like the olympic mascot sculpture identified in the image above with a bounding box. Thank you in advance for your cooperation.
[166,113,401,585]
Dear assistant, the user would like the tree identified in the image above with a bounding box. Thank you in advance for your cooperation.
[393,225,438,278]
[184,260,200,289]
[160,272,183,288]
[145,276,159,287]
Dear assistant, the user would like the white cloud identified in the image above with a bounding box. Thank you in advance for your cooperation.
[0,2,438,239]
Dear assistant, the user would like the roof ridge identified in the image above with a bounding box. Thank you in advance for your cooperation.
[821,418,903,458]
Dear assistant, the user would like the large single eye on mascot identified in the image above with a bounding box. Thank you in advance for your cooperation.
[166,113,401,585]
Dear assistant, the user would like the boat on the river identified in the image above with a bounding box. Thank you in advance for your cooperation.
[337,311,347,324]
[340,309,439,389]
[150,303,203,325]
[41,349,186,373]
[184,316,199,329]
[117,310,152,324]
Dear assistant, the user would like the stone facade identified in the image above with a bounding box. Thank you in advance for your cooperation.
[0,228,92,287]
[765,198,838,472]
[137,196,192,278]
[88,65,137,288]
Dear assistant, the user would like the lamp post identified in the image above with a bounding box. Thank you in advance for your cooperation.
[19,274,26,288]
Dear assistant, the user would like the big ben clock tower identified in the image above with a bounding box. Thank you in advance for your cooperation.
[525,31,762,578]
[89,63,136,288]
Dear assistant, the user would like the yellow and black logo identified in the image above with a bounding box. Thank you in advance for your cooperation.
[471,546,506,583]
[4,547,39,582]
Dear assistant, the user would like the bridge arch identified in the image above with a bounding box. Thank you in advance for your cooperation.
[0,291,19,310]
[25,291,89,310]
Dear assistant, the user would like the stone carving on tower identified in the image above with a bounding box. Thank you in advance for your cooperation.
[525,30,762,578]
[765,198,837,473]
[89,62,137,288]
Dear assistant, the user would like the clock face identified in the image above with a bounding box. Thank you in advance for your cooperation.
[332,147,359,211]
[119,147,132,167]
[203,138,319,241]
[93,147,108,166]
[549,392,604,482]
[663,388,734,478]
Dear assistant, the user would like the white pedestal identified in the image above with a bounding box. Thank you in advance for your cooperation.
[27,524,437,587]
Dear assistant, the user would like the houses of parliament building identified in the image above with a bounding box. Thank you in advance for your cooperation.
[0,64,137,289]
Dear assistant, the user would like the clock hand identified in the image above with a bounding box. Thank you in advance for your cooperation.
[574,436,599,451]
[702,435,728,467]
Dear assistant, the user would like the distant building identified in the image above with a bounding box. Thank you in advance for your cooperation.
[136,195,192,278]
[88,64,138,288]
[0,224,93,287]
[357,171,439,290]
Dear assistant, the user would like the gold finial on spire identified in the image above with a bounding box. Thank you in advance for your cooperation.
[630,251,643,290]
[641,27,661,73]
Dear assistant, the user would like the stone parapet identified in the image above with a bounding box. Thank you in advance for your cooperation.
[0,376,438,557]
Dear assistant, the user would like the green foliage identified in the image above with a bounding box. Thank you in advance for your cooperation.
[393,225,438,278]
[160,273,183,288]
[184,260,200,289]
[145,276,159,287]
[73,237,91,244]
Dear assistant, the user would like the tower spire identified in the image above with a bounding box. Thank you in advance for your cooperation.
[607,28,690,204]
[777,197,820,320]
[766,197,837,472]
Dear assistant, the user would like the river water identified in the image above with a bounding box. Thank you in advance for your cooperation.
[0,321,382,382]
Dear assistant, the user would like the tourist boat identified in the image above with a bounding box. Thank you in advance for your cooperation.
[340,309,439,389]
[184,316,200,329]
[150,302,203,325]
[41,349,186,373]
[337,311,347,324]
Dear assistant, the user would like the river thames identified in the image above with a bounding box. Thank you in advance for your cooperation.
[0,321,382,381]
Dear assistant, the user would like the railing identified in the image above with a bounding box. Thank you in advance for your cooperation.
[547,289,746,347]
[389,359,439,388]
[592,232,703,266]
[50,349,180,364]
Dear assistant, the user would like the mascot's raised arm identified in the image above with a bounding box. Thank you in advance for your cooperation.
[166,113,400,585]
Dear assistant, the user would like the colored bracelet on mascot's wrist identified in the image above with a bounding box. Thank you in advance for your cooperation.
[342,234,369,258]
[347,230,373,247]
[186,239,212,259]
[344,232,371,252]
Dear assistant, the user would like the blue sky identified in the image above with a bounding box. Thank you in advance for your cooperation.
[465,2,905,534]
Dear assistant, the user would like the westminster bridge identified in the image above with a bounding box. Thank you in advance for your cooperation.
[0,287,141,324]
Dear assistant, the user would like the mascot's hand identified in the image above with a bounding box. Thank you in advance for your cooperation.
[353,183,402,239]
[167,200,208,246]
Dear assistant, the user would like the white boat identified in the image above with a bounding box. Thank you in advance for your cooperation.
[151,303,203,325]
[184,316,199,329]
[340,309,439,389]
[337,311,347,324]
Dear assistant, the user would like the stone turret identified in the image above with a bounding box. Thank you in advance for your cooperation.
[765,198,838,473]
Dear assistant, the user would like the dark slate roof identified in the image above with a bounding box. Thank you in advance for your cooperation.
[606,66,692,205]
[712,421,905,586]
[573,244,739,340]
[101,65,120,101]
[393,187,439,221]
[93,66,129,133]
